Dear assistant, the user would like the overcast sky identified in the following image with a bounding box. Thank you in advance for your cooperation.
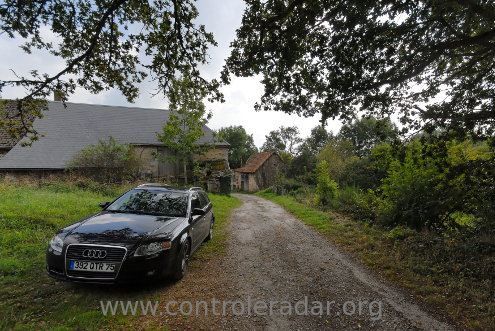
[0,0,342,148]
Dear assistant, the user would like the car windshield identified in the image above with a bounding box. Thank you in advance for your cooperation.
[106,189,188,217]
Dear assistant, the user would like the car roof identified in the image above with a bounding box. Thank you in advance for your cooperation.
[136,183,204,193]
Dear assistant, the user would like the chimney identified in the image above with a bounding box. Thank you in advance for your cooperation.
[53,90,65,102]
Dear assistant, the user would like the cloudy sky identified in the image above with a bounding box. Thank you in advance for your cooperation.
[0,0,342,148]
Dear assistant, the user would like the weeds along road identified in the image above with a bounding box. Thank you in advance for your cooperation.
[147,194,456,330]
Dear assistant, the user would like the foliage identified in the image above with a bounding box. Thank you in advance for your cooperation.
[288,148,317,184]
[157,74,213,184]
[225,1,495,137]
[317,137,357,181]
[339,117,398,157]
[271,170,304,196]
[68,137,140,183]
[362,139,494,230]
[314,160,338,206]
[217,125,258,168]
[287,125,333,184]
[297,125,333,155]
[261,125,302,154]
[0,0,221,142]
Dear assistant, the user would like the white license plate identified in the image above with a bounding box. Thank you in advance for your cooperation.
[69,260,116,272]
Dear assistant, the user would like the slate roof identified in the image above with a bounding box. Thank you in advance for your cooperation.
[234,152,279,173]
[0,101,227,169]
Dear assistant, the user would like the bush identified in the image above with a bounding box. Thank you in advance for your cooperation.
[272,171,304,195]
[68,137,141,183]
[314,160,338,206]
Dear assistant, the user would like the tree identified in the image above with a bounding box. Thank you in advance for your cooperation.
[289,125,332,183]
[318,138,357,182]
[314,160,338,206]
[338,117,398,157]
[261,125,302,154]
[224,1,495,137]
[0,0,221,144]
[298,125,333,155]
[157,74,212,184]
[217,125,258,168]
[68,136,140,183]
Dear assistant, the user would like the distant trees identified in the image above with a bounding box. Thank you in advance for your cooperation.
[261,126,302,155]
[339,117,398,157]
[266,116,494,232]
[217,125,258,169]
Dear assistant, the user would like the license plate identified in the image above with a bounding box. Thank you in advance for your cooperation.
[69,260,116,272]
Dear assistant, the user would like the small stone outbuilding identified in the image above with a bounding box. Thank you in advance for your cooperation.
[233,152,284,192]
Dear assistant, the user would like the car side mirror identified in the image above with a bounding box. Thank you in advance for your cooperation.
[99,201,110,209]
[191,208,205,216]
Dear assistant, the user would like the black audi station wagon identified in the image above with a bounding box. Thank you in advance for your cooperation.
[46,184,214,283]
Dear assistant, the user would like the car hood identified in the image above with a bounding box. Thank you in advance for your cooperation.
[64,212,183,244]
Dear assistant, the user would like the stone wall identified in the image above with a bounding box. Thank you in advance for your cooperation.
[134,145,230,179]
[134,146,159,177]
[254,154,283,189]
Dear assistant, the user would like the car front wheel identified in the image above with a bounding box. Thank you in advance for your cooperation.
[171,240,190,281]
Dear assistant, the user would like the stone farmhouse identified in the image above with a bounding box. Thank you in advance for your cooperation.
[0,100,229,182]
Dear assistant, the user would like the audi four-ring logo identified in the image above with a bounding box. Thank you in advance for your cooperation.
[82,249,107,259]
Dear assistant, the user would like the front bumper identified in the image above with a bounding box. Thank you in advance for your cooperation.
[46,244,178,284]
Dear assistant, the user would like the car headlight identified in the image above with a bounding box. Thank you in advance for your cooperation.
[49,234,64,254]
[134,241,172,257]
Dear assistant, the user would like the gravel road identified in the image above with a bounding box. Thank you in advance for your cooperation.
[219,194,455,330]
[147,194,457,330]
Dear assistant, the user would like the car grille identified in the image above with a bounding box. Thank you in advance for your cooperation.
[66,245,126,261]
[65,244,127,280]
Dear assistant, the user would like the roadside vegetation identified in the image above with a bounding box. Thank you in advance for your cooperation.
[0,180,240,330]
[252,118,494,330]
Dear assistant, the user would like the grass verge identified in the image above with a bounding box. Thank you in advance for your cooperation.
[0,182,240,330]
[256,191,494,330]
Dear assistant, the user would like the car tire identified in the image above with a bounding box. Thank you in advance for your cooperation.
[205,220,214,241]
[171,239,190,281]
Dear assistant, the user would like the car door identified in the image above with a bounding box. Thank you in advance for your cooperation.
[189,193,204,251]
[198,192,212,238]
[200,192,213,231]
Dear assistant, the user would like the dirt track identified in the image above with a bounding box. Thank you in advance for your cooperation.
[145,194,456,330]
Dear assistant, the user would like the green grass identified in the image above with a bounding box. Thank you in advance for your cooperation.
[193,194,242,261]
[256,191,494,330]
[0,182,240,330]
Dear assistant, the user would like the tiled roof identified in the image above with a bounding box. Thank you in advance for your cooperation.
[0,101,228,169]
[234,152,278,173]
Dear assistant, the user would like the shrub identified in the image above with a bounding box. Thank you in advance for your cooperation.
[314,160,338,206]
[272,171,304,195]
[68,137,141,183]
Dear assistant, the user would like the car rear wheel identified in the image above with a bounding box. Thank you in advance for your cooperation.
[171,240,190,281]
[205,220,214,241]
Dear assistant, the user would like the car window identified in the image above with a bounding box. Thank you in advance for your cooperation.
[191,193,201,210]
[107,189,188,217]
[198,192,208,208]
